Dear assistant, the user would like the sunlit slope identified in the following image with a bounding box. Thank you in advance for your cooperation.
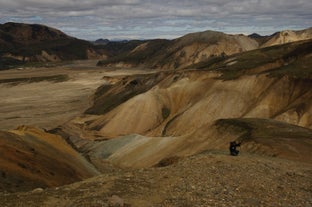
[261,27,312,48]
[0,126,99,192]
[87,40,312,136]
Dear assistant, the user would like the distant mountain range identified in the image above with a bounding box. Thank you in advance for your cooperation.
[92,38,110,45]
[0,22,311,70]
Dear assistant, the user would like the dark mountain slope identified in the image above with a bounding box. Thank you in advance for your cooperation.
[190,39,312,79]
[0,22,69,44]
[0,22,105,69]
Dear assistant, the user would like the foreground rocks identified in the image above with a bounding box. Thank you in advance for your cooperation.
[1,152,311,207]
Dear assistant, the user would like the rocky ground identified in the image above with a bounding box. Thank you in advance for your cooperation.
[1,151,311,207]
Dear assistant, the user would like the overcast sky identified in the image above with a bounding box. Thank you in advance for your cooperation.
[0,0,311,40]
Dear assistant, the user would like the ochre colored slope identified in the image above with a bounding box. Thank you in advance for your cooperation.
[85,72,312,138]
[59,71,312,168]
[0,126,99,192]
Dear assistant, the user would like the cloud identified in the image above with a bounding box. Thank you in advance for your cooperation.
[0,0,311,40]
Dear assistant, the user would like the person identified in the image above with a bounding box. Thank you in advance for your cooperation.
[229,141,241,156]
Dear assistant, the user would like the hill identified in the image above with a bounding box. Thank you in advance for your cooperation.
[0,126,99,192]
[53,39,312,170]
[0,22,106,69]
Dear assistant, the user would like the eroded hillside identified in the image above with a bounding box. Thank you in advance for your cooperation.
[52,39,312,170]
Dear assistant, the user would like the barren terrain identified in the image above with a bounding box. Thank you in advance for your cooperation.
[0,26,311,207]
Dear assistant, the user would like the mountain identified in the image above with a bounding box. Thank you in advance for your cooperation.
[2,23,311,71]
[97,31,258,69]
[248,33,272,45]
[98,28,312,70]
[92,38,110,45]
[0,22,106,69]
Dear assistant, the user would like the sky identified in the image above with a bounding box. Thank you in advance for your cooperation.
[0,0,311,40]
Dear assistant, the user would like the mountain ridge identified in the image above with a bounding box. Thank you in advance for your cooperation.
[1,22,311,71]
